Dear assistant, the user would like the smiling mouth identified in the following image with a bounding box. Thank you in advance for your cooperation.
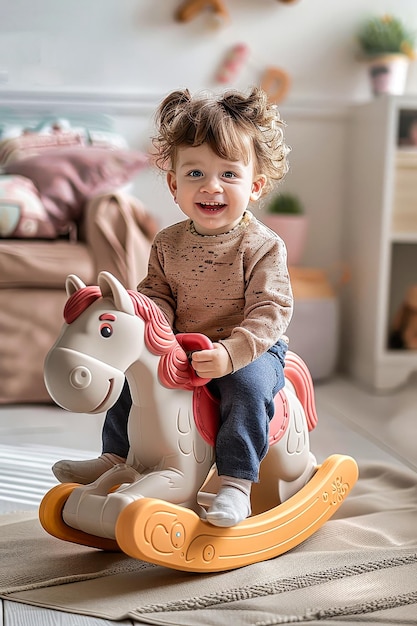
[93,378,114,412]
[198,202,226,212]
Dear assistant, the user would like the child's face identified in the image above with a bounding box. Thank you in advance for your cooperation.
[167,143,266,236]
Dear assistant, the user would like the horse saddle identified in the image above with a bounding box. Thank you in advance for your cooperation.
[175,332,294,448]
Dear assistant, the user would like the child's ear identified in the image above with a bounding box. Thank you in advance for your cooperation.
[167,170,177,198]
[250,175,267,201]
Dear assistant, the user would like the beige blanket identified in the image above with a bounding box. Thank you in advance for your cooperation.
[1,462,416,625]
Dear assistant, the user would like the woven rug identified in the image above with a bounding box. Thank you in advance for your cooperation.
[1,461,417,625]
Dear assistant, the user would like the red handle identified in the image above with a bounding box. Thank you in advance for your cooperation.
[176,333,214,386]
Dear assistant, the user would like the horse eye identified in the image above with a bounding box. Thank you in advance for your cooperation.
[100,323,113,338]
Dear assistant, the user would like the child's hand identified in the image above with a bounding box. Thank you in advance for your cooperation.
[191,342,232,378]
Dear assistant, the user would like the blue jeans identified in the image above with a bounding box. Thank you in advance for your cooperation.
[102,339,288,482]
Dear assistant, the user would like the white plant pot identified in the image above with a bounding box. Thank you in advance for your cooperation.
[367,54,410,96]
[261,214,308,266]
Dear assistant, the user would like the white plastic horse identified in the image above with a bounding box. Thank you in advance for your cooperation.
[40,271,358,572]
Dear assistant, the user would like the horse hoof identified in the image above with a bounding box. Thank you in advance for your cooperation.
[39,483,120,552]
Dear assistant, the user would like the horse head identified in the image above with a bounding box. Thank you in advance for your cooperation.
[44,271,144,414]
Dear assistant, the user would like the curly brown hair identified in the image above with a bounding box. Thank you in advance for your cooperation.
[152,87,289,196]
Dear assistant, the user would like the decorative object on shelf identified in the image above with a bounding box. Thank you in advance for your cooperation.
[261,66,291,104]
[215,44,290,103]
[175,0,299,26]
[398,111,417,146]
[261,192,308,266]
[175,0,229,26]
[216,43,249,83]
[357,14,416,96]
[389,285,417,350]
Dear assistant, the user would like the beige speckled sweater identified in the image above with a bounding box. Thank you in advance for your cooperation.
[137,211,293,372]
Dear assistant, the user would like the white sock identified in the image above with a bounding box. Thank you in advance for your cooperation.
[52,453,126,484]
[206,476,252,527]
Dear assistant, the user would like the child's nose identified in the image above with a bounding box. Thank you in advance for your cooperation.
[200,176,223,193]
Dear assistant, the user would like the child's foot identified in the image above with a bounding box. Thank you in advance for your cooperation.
[52,453,126,484]
[206,477,252,527]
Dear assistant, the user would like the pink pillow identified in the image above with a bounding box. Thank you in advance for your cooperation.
[3,147,148,236]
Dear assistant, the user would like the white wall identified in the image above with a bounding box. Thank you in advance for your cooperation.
[2,0,417,99]
[1,0,417,275]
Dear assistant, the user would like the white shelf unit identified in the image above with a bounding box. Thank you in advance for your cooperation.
[343,95,417,391]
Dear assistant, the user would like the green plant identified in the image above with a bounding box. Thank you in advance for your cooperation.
[357,14,415,59]
[267,192,304,215]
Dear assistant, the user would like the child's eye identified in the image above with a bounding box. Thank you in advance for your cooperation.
[223,171,237,179]
[188,170,203,178]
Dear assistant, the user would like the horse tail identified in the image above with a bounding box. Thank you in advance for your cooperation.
[284,351,318,432]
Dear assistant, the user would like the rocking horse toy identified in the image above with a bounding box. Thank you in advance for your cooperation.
[40,271,358,573]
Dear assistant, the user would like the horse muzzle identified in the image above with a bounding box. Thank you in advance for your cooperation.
[44,346,125,414]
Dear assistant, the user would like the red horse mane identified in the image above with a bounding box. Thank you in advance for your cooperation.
[63,286,194,389]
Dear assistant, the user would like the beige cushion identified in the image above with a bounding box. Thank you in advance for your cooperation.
[0,240,94,289]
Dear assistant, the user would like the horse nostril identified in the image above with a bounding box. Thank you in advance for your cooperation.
[69,366,92,389]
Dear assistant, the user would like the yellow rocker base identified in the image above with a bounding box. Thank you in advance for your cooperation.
[115,454,358,572]
[40,454,358,572]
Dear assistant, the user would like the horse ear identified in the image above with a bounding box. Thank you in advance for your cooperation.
[66,274,86,297]
[98,271,135,316]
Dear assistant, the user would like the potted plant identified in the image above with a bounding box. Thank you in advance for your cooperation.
[262,192,308,266]
[357,14,416,96]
